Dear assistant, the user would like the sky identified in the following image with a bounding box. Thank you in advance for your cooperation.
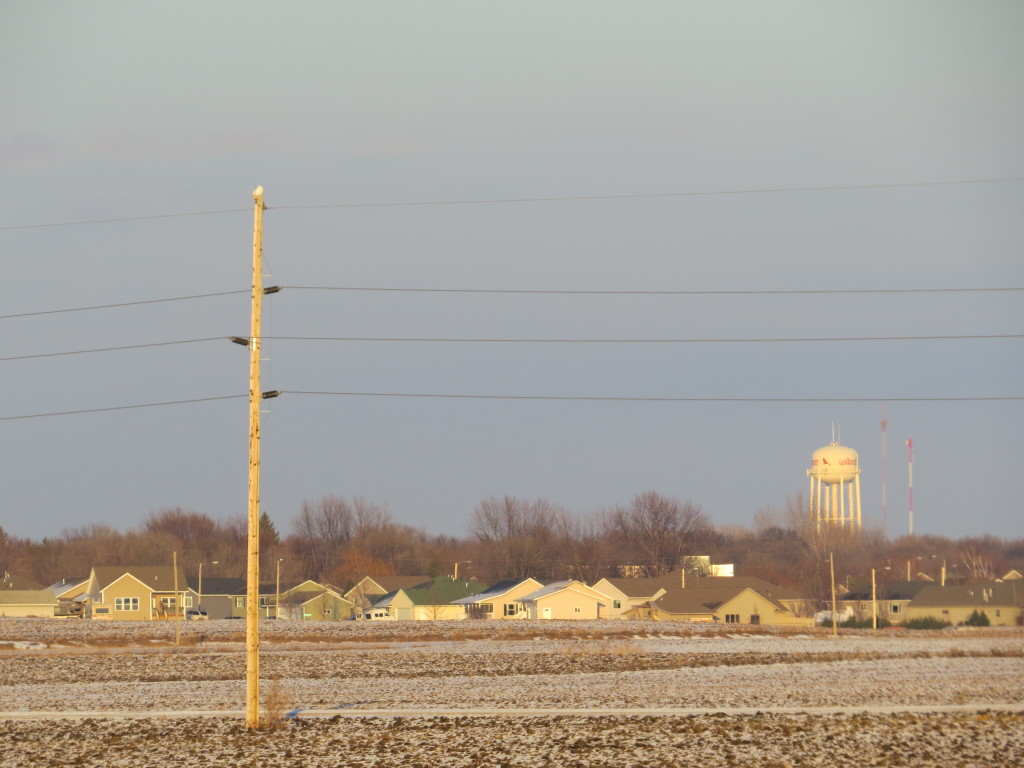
[1,2,1022,544]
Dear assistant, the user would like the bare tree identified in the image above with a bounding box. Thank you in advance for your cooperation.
[291,496,356,580]
[603,492,711,576]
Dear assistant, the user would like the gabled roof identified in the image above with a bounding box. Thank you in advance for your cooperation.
[196,577,246,595]
[280,589,349,607]
[909,582,1021,608]
[592,577,667,600]
[519,580,607,604]
[91,566,188,592]
[375,577,486,607]
[652,584,789,615]
[352,575,432,594]
[451,578,545,605]
[1,574,45,591]
[0,589,58,606]
[843,580,933,602]
[48,577,89,597]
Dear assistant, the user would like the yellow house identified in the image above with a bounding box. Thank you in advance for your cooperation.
[85,566,189,620]
[278,584,353,621]
[590,577,667,619]
[370,576,486,620]
[520,580,609,620]
[906,583,1023,627]
[344,575,432,617]
[452,578,546,619]
[649,584,813,626]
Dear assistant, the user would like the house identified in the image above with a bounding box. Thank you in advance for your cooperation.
[649,584,810,626]
[641,574,813,626]
[84,565,191,620]
[224,579,343,619]
[840,580,933,626]
[520,580,608,620]
[193,577,246,619]
[344,575,432,617]
[47,577,90,618]
[590,577,668,619]
[452,578,546,619]
[278,584,352,621]
[0,574,58,617]
[368,576,486,620]
[906,582,1023,627]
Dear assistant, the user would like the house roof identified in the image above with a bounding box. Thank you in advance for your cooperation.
[1,574,45,591]
[519,580,606,604]
[910,582,1021,608]
[196,577,246,595]
[375,577,486,607]
[843,580,933,601]
[91,566,188,592]
[594,577,668,599]
[452,578,543,604]
[0,589,58,606]
[651,584,789,615]
[355,575,433,594]
[47,577,89,596]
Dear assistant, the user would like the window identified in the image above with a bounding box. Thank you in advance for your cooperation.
[160,597,176,608]
[574,607,581,613]
[259,596,271,606]
[184,596,193,608]
[725,614,740,623]
[890,603,901,614]
[235,597,245,608]
[480,604,493,614]
[613,600,622,610]
[942,609,950,615]
[749,614,760,625]
[324,609,332,615]
[503,603,518,617]
[115,597,139,612]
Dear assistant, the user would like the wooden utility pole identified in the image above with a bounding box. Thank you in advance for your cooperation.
[245,185,266,729]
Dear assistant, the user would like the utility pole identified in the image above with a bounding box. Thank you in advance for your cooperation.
[245,185,266,730]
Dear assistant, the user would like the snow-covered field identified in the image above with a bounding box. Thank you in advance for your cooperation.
[0,619,1022,767]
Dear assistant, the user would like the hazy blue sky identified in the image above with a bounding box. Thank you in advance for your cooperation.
[2,2,1022,544]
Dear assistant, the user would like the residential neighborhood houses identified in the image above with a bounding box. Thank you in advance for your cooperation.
[0,565,1020,627]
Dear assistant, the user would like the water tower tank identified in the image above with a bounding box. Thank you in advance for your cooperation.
[809,444,859,484]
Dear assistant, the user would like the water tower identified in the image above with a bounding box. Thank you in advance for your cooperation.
[806,433,862,532]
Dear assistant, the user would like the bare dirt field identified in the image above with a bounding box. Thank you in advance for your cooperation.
[0,619,1022,767]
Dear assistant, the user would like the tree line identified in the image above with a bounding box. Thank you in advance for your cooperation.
[2,492,1021,608]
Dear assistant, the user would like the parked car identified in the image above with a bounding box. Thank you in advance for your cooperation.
[185,609,208,621]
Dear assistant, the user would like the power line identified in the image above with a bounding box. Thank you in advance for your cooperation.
[0,337,224,362]
[288,390,1023,403]
[0,291,248,320]
[0,395,246,422]
[269,177,1024,211]
[0,208,249,231]
[288,285,1024,296]
[5,389,1018,422]
[5,177,1021,230]
[268,333,1023,344]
